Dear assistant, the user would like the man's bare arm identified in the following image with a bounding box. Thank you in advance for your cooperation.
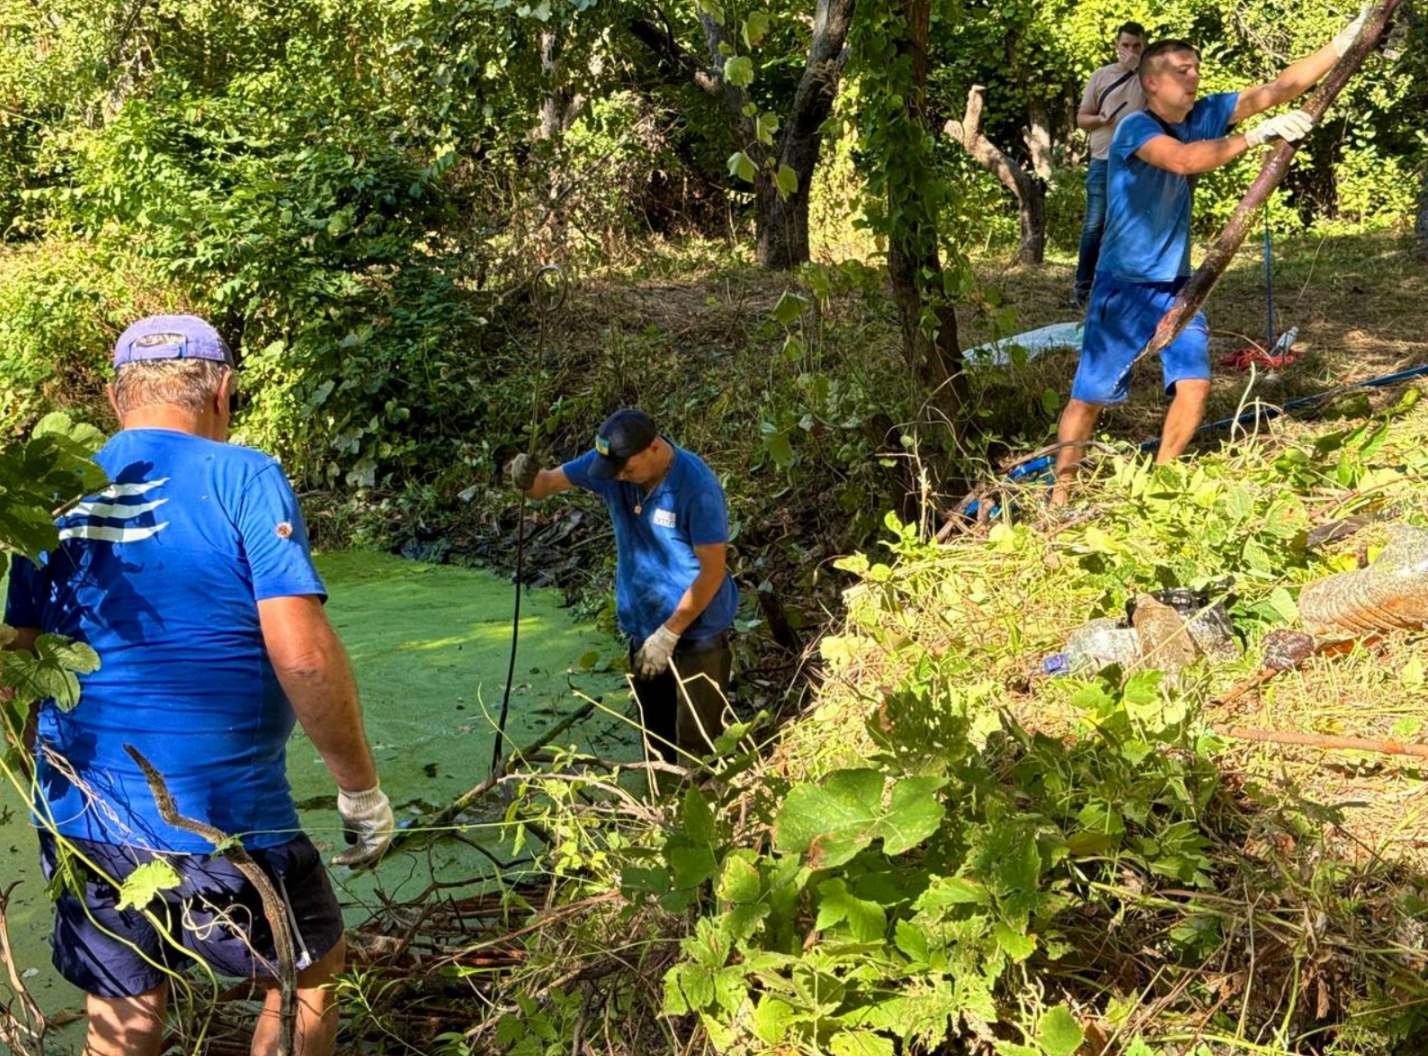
[525,466,573,501]
[1231,40,1339,124]
[663,544,727,635]
[258,596,377,792]
[1077,108,1108,131]
[1135,132,1249,176]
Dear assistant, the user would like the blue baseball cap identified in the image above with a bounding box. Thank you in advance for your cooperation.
[589,408,659,480]
[113,315,234,368]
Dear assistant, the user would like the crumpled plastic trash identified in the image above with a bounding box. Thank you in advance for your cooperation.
[1299,524,1428,637]
[1061,617,1141,674]
[1261,629,1316,672]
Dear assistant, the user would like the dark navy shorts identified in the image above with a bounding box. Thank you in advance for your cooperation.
[1071,274,1210,405]
[39,832,344,999]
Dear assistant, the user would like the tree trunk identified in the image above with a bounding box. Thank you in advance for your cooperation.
[535,29,586,141]
[1023,98,1054,182]
[629,0,854,270]
[945,85,1046,265]
[1415,177,1428,261]
[888,0,964,444]
[756,181,810,269]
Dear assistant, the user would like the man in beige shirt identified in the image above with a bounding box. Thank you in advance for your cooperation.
[1073,21,1147,307]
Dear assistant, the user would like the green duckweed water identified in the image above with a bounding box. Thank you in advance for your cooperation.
[1,551,629,1033]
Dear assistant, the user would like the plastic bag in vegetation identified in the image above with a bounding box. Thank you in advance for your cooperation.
[1299,525,1428,637]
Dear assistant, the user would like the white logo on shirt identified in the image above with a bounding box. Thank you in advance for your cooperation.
[59,478,170,543]
[653,508,676,528]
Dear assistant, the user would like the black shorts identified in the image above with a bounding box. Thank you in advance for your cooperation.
[39,831,344,998]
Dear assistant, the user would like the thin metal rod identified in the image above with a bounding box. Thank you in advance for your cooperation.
[490,265,568,779]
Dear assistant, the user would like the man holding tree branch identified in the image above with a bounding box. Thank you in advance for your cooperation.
[1051,7,1370,505]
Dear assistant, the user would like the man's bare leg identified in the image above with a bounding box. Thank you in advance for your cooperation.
[1155,379,1210,463]
[251,938,345,1056]
[1051,398,1104,506]
[84,984,168,1056]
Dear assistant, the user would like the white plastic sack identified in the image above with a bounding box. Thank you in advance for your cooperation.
[964,320,1084,368]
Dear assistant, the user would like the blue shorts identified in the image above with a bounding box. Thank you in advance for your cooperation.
[1071,274,1210,405]
[39,831,344,998]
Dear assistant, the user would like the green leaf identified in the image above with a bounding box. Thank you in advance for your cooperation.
[727,150,757,184]
[1037,1005,1085,1056]
[753,996,796,1044]
[718,849,762,904]
[774,163,799,200]
[815,878,887,941]
[742,11,771,47]
[773,769,946,869]
[668,843,718,889]
[682,784,715,845]
[723,55,755,88]
[772,290,809,326]
[115,858,182,912]
[755,111,779,146]
[918,875,992,908]
[3,635,101,711]
[1402,655,1425,690]
[993,922,1036,961]
[830,1030,894,1056]
[764,429,795,468]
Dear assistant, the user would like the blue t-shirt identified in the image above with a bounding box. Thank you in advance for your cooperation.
[562,443,738,644]
[1099,92,1239,284]
[4,429,326,853]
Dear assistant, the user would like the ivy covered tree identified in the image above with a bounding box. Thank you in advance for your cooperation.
[849,0,966,451]
[626,0,856,269]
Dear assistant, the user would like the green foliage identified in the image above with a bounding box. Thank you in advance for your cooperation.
[0,412,104,771]
[114,858,183,912]
[0,411,107,562]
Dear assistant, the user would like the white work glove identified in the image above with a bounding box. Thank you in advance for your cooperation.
[507,453,541,493]
[333,784,394,868]
[1333,4,1370,57]
[1244,109,1314,148]
[634,625,680,678]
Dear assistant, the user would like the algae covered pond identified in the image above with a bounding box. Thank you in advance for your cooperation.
[1,550,630,1027]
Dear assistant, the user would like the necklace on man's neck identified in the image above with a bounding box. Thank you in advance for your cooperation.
[633,446,673,516]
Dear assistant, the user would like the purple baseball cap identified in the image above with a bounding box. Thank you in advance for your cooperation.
[113,315,234,368]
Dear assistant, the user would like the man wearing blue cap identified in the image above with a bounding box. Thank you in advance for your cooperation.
[4,315,391,1055]
[508,409,738,764]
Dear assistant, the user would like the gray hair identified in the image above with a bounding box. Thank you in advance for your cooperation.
[112,359,234,416]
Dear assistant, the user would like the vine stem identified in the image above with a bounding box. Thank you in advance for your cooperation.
[125,745,297,1056]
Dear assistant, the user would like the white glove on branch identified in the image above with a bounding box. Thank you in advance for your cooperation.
[634,625,680,678]
[334,783,394,868]
[1244,109,1314,148]
[1333,4,1370,57]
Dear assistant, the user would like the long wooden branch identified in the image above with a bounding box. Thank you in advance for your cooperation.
[1215,724,1428,761]
[388,700,596,855]
[1139,0,1406,360]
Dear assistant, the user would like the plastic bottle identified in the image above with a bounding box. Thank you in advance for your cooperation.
[1061,617,1142,674]
[1299,525,1428,636]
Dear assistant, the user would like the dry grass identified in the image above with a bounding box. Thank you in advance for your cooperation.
[962,227,1428,443]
